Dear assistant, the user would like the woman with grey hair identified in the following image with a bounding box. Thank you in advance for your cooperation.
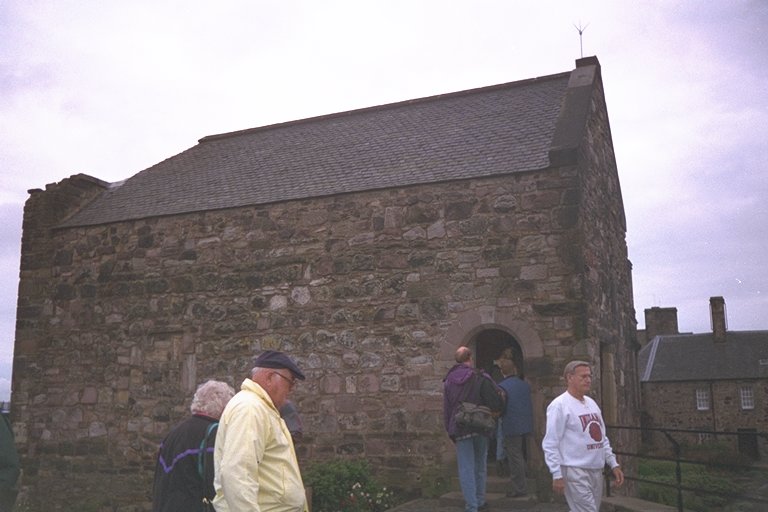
[153,380,235,512]
[190,380,236,419]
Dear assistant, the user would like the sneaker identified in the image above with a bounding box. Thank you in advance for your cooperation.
[478,503,490,511]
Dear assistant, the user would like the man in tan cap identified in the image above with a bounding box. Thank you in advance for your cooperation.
[213,351,307,512]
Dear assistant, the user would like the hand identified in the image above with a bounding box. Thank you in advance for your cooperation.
[612,466,624,487]
[552,477,565,494]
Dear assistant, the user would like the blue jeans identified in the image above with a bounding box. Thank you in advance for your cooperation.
[455,435,488,512]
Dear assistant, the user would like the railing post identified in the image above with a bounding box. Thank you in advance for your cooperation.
[662,430,683,512]
[673,444,683,512]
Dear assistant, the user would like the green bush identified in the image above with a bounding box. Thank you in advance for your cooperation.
[304,459,398,512]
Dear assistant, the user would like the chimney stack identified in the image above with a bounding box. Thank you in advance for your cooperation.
[710,296,727,342]
[644,306,679,341]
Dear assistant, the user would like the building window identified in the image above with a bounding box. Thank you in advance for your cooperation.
[696,388,710,411]
[740,386,755,410]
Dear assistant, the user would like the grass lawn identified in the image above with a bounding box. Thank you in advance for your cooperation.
[638,458,768,512]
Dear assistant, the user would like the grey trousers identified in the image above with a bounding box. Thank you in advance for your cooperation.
[562,465,604,512]
[502,435,527,495]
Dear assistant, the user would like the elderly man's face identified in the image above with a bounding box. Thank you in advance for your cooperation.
[567,365,592,396]
[267,369,296,408]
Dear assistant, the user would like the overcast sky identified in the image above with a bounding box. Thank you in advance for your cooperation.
[1,1,766,400]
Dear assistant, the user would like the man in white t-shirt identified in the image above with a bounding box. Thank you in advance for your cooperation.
[542,360,624,512]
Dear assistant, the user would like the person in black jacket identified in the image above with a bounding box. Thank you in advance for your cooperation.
[152,380,235,512]
[0,411,19,512]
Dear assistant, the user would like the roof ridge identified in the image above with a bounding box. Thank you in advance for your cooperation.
[53,66,574,228]
[198,71,571,144]
[642,336,661,382]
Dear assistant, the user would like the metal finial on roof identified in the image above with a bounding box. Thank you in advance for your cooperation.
[574,22,589,59]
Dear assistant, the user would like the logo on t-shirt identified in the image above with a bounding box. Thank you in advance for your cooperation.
[579,413,603,449]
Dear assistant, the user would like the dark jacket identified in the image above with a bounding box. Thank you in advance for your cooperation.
[443,364,504,439]
[498,375,533,436]
[0,414,19,511]
[279,400,303,443]
[152,414,218,512]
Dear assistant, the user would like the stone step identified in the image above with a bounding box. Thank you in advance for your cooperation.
[602,495,684,512]
[449,474,537,495]
[439,490,537,508]
[439,491,505,507]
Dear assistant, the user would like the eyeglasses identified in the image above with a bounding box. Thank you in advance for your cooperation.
[272,371,297,389]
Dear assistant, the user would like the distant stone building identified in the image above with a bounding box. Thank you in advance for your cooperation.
[639,297,768,459]
[13,56,638,510]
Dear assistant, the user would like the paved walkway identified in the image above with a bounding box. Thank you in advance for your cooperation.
[386,493,671,512]
[387,492,569,512]
[389,498,568,512]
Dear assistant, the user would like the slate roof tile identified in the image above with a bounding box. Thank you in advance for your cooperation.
[60,72,570,227]
[639,331,768,381]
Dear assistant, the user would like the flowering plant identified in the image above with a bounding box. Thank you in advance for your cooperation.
[305,459,399,512]
[341,481,396,512]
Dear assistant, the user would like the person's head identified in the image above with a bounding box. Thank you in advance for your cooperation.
[279,400,303,443]
[190,380,236,419]
[496,352,517,376]
[250,350,306,409]
[563,360,592,399]
[455,346,472,365]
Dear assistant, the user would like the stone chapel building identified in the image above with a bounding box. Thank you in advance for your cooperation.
[13,56,639,509]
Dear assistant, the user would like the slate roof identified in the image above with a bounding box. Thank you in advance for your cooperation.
[59,72,571,227]
[638,331,768,382]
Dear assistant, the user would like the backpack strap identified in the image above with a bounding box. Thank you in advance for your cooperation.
[197,421,219,479]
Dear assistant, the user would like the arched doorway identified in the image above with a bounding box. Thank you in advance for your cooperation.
[470,328,526,468]
[472,328,524,382]
[440,307,546,469]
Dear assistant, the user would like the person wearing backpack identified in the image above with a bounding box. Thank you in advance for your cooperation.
[443,346,504,512]
[153,380,235,512]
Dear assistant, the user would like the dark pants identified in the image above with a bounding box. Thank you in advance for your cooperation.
[502,435,527,495]
[0,486,17,512]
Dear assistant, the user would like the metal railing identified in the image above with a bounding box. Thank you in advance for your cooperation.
[605,425,768,512]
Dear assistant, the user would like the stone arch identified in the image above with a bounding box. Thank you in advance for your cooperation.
[439,306,543,365]
[473,328,522,380]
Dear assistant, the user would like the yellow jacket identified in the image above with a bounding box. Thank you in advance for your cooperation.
[213,378,307,512]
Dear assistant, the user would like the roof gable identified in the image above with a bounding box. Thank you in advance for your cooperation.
[59,72,573,227]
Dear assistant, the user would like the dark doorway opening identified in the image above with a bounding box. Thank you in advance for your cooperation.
[738,428,760,461]
[472,328,525,466]
[473,328,524,381]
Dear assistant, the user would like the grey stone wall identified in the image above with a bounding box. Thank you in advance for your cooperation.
[642,380,768,442]
[578,74,640,479]
[14,168,596,509]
